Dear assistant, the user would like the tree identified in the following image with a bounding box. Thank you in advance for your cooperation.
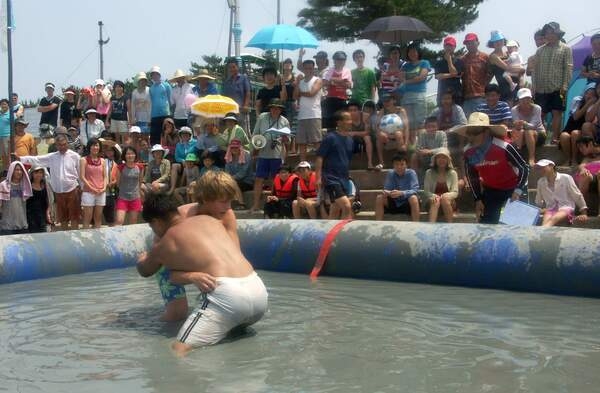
[297,0,483,44]
[190,54,225,79]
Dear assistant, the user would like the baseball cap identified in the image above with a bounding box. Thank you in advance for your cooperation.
[463,33,479,44]
[185,153,199,162]
[517,88,532,100]
[313,51,328,59]
[129,126,141,133]
[443,36,457,47]
[535,159,555,167]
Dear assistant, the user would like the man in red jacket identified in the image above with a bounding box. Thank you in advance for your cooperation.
[264,165,299,218]
[292,161,319,218]
[455,112,529,224]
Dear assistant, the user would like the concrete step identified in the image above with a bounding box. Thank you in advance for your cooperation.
[234,210,600,229]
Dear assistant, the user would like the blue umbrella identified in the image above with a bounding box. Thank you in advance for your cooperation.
[246,24,319,50]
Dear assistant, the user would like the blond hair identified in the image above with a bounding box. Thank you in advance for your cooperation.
[194,171,241,203]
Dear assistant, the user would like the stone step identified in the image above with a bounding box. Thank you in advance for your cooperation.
[234,210,600,229]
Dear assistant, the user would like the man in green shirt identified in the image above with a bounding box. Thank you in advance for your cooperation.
[351,49,377,106]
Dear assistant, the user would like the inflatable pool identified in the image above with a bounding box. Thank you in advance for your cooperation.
[1,220,599,297]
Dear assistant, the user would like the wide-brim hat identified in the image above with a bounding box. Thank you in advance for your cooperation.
[29,165,45,174]
[542,22,565,37]
[135,72,148,82]
[451,112,507,138]
[150,144,168,155]
[190,69,215,81]
[487,30,506,48]
[430,147,454,168]
[169,69,188,82]
[268,98,286,109]
[14,118,29,126]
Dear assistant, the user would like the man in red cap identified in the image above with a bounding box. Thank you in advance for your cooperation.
[460,33,492,117]
[434,36,463,106]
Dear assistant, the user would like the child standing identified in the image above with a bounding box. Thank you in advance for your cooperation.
[0,161,32,235]
[174,153,201,205]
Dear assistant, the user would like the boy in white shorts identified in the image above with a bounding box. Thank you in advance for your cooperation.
[137,193,268,356]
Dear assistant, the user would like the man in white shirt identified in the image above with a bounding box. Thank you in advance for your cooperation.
[294,59,324,161]
[169,70,194,128]
[19,134,81,230]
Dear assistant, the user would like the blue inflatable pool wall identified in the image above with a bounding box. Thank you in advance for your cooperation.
[1,220,599,298]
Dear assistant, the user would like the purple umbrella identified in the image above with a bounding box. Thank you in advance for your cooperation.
[571,35,591,69]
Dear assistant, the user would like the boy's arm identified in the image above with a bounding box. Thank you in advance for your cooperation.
[169,271,217,292]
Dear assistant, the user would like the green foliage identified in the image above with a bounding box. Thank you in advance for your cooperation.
[298,0,483,44]
[190,54,225,79]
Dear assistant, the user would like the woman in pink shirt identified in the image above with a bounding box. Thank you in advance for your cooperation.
[80,137,107,228]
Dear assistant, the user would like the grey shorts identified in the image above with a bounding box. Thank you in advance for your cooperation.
[296,118,323,144]
[110,120,129,134]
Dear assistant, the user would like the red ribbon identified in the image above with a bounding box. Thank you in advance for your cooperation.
[309,219,353,279]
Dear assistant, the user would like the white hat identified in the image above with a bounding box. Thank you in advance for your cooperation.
[430,148,454,168]
[452,112,507,138]
[150,144,168,155]
[85,108,98,115]
[94,79,105,86]
[129,125,141,133]
[517,88,532,100]
[149,65,161,75]
[169,69,187,82]
[178,126,193,135]
[535,159,555,167]
[506,40,519,48]
[296,161,311,169]
[135,72,148,81]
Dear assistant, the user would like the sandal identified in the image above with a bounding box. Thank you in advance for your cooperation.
[374,164,384,171]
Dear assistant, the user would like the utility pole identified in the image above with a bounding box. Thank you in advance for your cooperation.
[227,6,233,58]
[7,0,14,163]
[98,21,110,80]
[276,0,281,64]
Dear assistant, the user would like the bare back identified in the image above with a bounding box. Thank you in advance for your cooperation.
[156,215,253,278]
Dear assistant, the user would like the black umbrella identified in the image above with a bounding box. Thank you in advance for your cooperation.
[361,15,433,43]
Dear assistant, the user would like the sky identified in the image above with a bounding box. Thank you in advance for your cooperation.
[1,0,599,101]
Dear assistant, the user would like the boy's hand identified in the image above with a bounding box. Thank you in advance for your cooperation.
[190,272,218,292]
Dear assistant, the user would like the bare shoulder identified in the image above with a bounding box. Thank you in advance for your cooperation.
[178,203,199,218]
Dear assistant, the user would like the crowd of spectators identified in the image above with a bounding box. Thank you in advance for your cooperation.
[1,21,600,233]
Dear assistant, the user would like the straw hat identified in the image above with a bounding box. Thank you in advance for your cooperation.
[190,69,216,81]
[169,69,187,82]
[451,112,507,138]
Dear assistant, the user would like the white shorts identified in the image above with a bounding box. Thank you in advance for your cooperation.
[81,191,106,207]
[177,272,268,347]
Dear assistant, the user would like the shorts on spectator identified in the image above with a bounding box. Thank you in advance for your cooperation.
[325,181,349,202]
[264,199,293,218]
[136,122,150,134]
[296,118,323,144]
[0,136,9,155]
[535,91,565,113]
[384,197,412,215]
[116,197,142,212]
[110,120,129,135]
[255,158,282,179]
[401,92,427,130]
[55,188,81,223]
[81,191,107,207]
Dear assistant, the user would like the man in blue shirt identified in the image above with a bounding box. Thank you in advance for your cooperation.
[315,110,354,219]
[148,66,172,145]
[222,58,251,131]
[375,152,420,221]
[475,83,512,127]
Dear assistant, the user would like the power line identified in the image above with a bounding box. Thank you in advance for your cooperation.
[214,5,228,54]
[59,46,98,89]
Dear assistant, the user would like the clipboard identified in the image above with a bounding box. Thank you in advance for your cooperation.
[499,199,540,226]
